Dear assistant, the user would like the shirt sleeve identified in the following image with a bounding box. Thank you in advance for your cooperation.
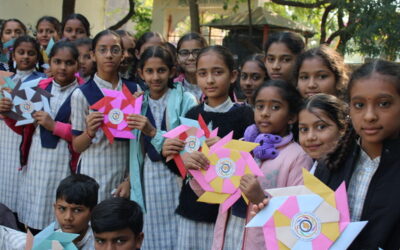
[70,88,90,136]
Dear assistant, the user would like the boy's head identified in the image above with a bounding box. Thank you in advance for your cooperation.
[91,197,144,250]
[54,174,99,236]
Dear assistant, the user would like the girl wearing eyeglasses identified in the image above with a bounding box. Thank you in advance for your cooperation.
[71,29,141,202]
[175,32,208,101]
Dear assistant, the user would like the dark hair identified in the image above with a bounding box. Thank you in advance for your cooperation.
[135,32,164,55]
[92,29,123,50]
[62,13,91,37]
[196,45,237,101]
[49,41,79,62]
[91,197,143,235]
[1,19,27,39]
[9,35,44,73]
[323,60,400,170]
[73,37,92,49]
[177,32,208,51]
[294,45,349,99]
[116,30,136,42]
[35,16,61,36]
[264,31,305,56]
[56,174,99,210]
[240,53,268,77]
[300,93,348,131]
[138,45,175,88]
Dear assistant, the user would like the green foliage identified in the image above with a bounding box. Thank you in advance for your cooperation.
[130,0,152,38]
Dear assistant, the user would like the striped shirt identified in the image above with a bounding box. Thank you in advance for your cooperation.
[347,148,380,221]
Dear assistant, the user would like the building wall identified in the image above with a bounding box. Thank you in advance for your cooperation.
[0,0,106,36]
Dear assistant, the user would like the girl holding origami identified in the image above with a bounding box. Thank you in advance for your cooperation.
[0,41,80,233]
[126,45,197,249]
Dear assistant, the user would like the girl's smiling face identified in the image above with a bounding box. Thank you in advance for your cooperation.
[299,108,342,159]
[240,61,266,102]
[50,48,78,86]
[12,42,38,71]
[254,86,295,136]
[196,51,237,107]
[265,42,296,82]
[93,34,123,75]
[63,19,88,41]
[177,39,203,74]
[36,20,60,47]
[297,57,337,98]
[139,57,174,99]
[1,21,25,43]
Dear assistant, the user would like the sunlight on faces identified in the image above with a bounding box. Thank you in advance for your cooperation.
[254,86,296,136]
[50,48,79,86]
[177,39,203,74]
[12,42,38,71]
[93,34,123,76]
[139,57,175,99]
[1,21,25,43]
[94,229,144,250]
[240,61,266,102]
[265,42,296,82]
[77,45,93,78]
[350,73,400,149]
[196,52,237,107]
[53,199,91,242]
[299,109,342,160]
[36,20,60,47]
[297,57,337,98]
[63,19,88,42]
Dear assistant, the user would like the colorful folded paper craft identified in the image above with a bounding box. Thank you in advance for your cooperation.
[0,75,16,98]
[162,114,219,178]
[90,85,143,143]
[3,79,52,126]
[0,70,14,85]
[189,131,263,213]
[246,169,368,250]
[26,222,79,250]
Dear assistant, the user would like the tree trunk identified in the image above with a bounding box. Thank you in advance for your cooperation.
[188,0,201,33]
[247,0,253,38]
[109,0,136,30]
[62,0,76,21]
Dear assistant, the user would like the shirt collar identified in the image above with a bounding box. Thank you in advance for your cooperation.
[204,97,234,113]
[94,73,122,90]
[52,78,78,91]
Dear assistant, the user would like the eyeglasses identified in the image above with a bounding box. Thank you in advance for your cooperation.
[96,46,122,56]
[177,49,201,58]
[240,72,263,81]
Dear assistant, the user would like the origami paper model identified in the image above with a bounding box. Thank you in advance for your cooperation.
[45,38,55,57]
[27,222,78,250]
[163,114,219,178]
[90,85,143,143]
[0,39,15,63]
[3,79,52,126]
[246,169,368,250]
[0,75,16,98]
[0,70,14,85]
[189,132,263,213]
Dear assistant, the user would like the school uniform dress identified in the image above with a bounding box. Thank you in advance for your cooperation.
[212,136,313,250]
[17,79,79,229]
[0,70,45,213]
[315,137,400,249]
[129,83,197,250]
[71,74,139,202]
[175,99,254,250]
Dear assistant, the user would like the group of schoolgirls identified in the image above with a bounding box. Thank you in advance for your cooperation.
[0,13,399,250]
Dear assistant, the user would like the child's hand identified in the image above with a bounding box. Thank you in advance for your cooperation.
[183,151,209,170]
[0,97,12,113]
[86,112,103,137]
[250,198,269,217]
[33,111,55,131]
[114,179,130,198]
[205,136,221,147]
[240,174,265,204]
[127,114,156,137]
[1,87,12,94]
[133,91,144,98]
[162,138,185,158]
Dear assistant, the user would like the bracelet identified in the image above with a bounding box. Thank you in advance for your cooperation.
[85,130,95,139]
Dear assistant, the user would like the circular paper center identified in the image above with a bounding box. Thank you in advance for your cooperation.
[184,136,201,153]
[108,108,124,125]
[216,158,236,179]
[291,212,321,241]
[20,100,34,113]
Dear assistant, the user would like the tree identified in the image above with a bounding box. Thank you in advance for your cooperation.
[188,0,201,32]
[109,0,136,30]
[62,0,76,21]
[267,0,400,59]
